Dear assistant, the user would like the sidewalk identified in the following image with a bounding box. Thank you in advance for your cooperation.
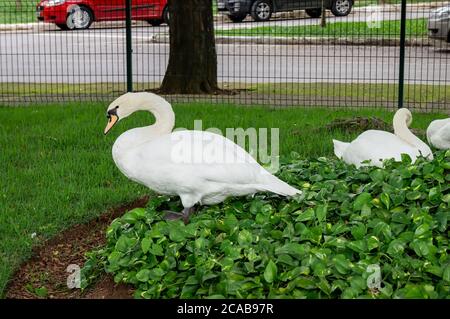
[143,34,435,47]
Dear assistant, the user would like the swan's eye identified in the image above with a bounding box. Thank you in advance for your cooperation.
[108,107,118,117]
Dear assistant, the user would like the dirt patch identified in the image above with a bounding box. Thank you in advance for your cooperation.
[5,196,149,299]
[311,116,425,137]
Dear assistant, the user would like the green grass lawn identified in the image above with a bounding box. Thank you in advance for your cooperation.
[2,82,449,109]
[0,0,38,24]
[217,18,427,37]
[0,102,446,297]
[255,82,450,105]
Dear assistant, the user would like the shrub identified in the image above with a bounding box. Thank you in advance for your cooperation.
[82,151,450,299]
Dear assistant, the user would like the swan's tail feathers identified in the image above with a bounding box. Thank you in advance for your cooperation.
[260,175,301,197]
[333,139,349,159]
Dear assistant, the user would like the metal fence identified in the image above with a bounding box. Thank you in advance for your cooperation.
[0,0,449,111]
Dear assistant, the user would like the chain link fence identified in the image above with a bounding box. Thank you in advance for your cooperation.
[0,0,449,111]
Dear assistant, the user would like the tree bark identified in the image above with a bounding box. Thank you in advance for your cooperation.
[159,0,219,94]
[16,0,22,10]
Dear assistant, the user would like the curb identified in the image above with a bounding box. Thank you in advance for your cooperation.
[144,34,433,47]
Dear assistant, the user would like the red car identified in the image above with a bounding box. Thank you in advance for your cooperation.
[36,0,169,30]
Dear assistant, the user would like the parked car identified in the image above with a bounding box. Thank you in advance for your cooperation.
[36,0,169,30]
[428,5,450,43]
[217,0,353,23]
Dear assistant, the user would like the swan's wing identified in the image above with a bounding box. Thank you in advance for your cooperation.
[430,122,450,149]
[168,131,299,195]
[130,130,268,186]
[427,119,450,145]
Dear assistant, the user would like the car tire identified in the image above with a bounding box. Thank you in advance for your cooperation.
[331,0,352,17]
[250,0,273,22]
[305,8,322,18]
[163,6,170,25]
[148,19,163,27]
[65,6,93,30]
[56,23,70,30]
[227,13,247,23]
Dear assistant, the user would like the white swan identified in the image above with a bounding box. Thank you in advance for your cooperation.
[104,92,300,223]
[332,108,433,168]
[427,118,450,150]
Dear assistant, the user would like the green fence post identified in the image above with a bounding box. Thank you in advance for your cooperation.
[126,0,133,92]
[398,0,407,109]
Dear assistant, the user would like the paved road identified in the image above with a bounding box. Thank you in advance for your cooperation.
[0,6,449,85]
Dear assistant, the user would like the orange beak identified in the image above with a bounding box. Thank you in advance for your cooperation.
[104,114,118,135]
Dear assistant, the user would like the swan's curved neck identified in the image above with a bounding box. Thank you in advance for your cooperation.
[393,112,427,150]
[148,101,176,135]
[113,97,175,155]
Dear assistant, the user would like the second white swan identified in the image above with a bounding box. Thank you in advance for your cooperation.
[333,108,433,168]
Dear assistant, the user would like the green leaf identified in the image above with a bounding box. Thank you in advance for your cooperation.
[401,153,412,164]
[149,243,164,256]
[315,204,327,223]
[136,269,151,282]
[387,239,405,256]
[367,236,380,251]
[264,260,278,283]
[293,276,316,289]
[380,193,390,209]
[442,193,450,203]
[141,238,151,254]
[333,254,352,275]
[443,264,450,282]
[237,230,253,246]
[388,175,404,188]
[391,212,410,224]
[34,286,48,298]
[347,240,367,253]
[353,193,372,211]
[115,236,137,253]
[351,223,366,240]
[275,243,307,258]
[370,169,386,183]
[414,224,430,239]
[406,191,422,201]
[221,214,239,233]
[169,224,186,242]
[295,208,315,222]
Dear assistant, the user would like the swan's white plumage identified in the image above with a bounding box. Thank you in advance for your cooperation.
[106,92,300,210]
[427,118,450,150]
[332,108,433,168]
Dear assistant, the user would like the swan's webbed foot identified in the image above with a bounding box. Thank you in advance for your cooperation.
[163,207,195,225]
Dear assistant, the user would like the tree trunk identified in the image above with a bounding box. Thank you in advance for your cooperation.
[159,0,219,94]
[15,0,22,10]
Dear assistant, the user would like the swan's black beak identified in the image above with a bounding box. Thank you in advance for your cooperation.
[104,114,119,135]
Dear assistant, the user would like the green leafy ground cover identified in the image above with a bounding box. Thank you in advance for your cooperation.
[83,151,450,299]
